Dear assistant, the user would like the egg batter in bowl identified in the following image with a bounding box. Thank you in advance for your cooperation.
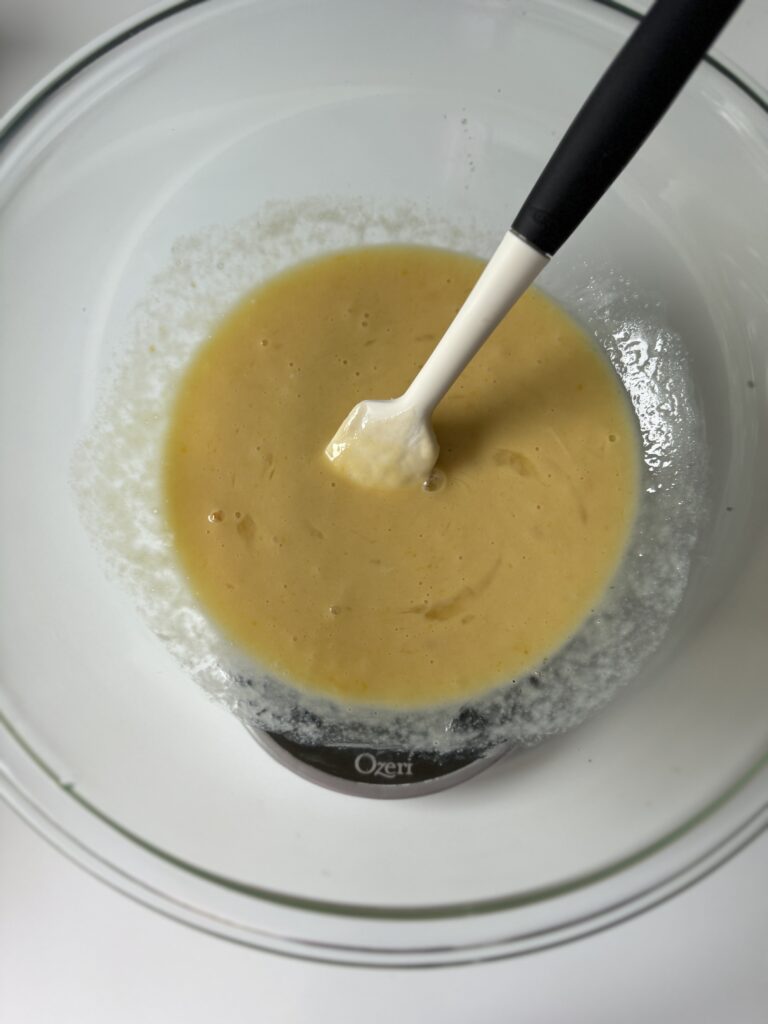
[74,197,705,774]
[164,245,639,710]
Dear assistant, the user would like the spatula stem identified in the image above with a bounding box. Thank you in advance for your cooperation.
[403,231,548,416]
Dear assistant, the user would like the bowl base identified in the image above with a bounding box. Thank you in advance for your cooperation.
[248,728,511,798]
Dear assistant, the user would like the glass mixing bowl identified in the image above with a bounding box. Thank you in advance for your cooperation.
[1,0,767,965]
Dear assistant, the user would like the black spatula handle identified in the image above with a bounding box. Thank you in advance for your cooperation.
[512,0,742,256]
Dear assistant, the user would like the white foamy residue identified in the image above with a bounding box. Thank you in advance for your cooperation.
[74,201,707,755]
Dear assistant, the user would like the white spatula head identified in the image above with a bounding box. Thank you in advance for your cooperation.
[325,397,438,489]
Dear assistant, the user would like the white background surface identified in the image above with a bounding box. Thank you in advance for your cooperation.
[1,2,767,1021]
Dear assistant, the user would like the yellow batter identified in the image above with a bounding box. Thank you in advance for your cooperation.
[164,245,639,707]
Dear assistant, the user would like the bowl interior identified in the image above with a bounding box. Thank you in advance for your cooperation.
[1,0,767,950]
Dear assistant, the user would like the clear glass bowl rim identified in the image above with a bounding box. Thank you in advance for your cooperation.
[1,0,767,966]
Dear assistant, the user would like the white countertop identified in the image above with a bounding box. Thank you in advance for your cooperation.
[2,3,767,1022]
